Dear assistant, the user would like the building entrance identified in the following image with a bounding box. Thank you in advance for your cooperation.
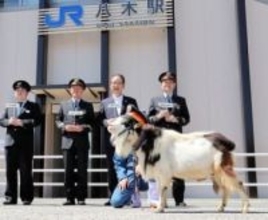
[31,85,107,198]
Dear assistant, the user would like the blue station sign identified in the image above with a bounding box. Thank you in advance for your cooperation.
[38,0,174,35]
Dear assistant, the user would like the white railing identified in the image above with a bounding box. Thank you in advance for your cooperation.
[0,152,267,187]
[0,154,108,187]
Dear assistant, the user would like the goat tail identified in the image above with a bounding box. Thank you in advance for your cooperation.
[212,151,240,194]
[204,133,236,152]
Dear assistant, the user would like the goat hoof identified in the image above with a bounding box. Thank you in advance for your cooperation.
[217,206,224,213]
[242,209,248,214]
[153,207,165,213]
[242,204,249,213]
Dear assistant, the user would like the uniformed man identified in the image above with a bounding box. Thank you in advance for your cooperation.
[97,74,138,206]
[55,78,95,205]
[0,80,42,205]
[148,71,190,207]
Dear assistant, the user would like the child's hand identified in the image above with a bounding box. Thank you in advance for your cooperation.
[135,165,142,176]
[118,178,128,190]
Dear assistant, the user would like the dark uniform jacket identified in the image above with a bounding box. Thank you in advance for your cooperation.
[0,101,42,147]
[55,99,95,150]
[148,95,190,132]
[98,95,138,126]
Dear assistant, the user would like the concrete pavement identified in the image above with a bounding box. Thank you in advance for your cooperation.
[0,198,267,220]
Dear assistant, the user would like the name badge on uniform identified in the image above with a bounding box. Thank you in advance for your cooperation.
[24,109,30,114]
[20,108,30,114]
[68,110,85,116]
[158,102,174,109]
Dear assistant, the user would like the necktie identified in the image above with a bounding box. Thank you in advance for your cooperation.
[16,102,23,117]
[166,95,172,103]
[74,100,79,110]
[115,100,121,115]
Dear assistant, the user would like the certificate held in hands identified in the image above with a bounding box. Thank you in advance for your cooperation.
[5,103,20,118]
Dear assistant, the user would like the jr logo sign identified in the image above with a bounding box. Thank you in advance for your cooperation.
[45,5,84,28]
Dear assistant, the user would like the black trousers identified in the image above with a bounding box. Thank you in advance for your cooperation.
[5,145,34,202]
[105,143,117,198]
[63,142,89,201]
[172,178,185,204]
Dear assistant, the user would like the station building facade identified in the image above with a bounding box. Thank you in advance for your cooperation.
[0,0,268,198]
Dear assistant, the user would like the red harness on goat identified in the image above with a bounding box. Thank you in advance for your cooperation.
[128,111,147,126]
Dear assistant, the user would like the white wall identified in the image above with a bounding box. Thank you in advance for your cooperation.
[0,10,38,103]
[110,28,168,112]
[246,0,268,198]
[175,0,246,197]
[47,32,101,85]
[0,10,38,195]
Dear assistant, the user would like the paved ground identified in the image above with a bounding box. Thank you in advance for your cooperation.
[0,198,267,220]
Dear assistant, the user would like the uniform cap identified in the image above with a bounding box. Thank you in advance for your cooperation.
[158,71,176,83]
[12,80,31,92]
[68,78,86,90]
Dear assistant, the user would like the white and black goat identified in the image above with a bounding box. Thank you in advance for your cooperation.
[108,109,249,213]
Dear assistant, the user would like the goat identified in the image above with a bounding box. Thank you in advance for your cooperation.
[108,109,250,213]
